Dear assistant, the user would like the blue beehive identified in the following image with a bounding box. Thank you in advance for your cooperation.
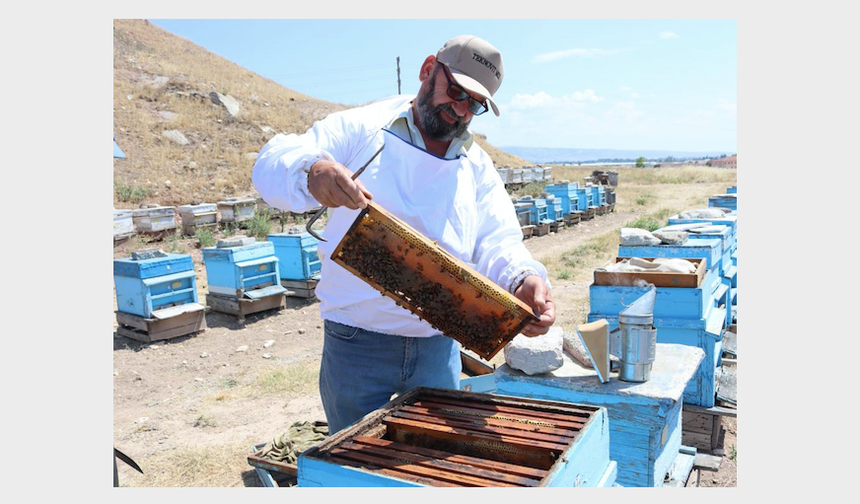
[588,268,726,408]
[708,194,737,211]
[686,226,737,295]
[533,198,552,225]
[514,203,532,227]
[114,251,198,318]
[517,197,550,225]
[268,231,321,281]
[201,238,286,298]
[495,344,704,487]
[668,214,737,252]
[298,388,618,487]
[617,239,731,327]
[660,225,736,292]
[545,183,580,216]
[573,188,594,211]
[727,185,737,194]
[545,195,564,223]
[589,185,605,207]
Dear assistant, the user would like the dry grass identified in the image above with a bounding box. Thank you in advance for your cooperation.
[206,359,319,403]
[118,442,256,487]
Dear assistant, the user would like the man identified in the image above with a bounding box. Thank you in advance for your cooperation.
[253,35,555,433]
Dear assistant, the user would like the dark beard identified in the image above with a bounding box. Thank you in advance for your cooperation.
[416,72,471,142]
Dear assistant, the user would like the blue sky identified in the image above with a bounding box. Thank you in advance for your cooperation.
[151,19,736,153]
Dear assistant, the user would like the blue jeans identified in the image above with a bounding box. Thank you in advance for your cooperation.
[319,320,461,433]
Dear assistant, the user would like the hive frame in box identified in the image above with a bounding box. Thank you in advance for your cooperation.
[332,201,537,360]
[298,387,616,487]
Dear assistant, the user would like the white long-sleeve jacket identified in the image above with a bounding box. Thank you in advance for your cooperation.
[252,95,549,337]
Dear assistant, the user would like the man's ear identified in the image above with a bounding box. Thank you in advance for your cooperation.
[418,55,437,83]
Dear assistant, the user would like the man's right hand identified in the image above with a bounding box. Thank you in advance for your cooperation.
[307,160,373,210]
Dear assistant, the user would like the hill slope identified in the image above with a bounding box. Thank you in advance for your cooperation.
[113,20,528,206]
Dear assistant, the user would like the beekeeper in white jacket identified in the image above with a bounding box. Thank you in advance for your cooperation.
[253,35,555,433]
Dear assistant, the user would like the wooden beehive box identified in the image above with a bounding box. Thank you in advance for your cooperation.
[594,257,706,288]
[298,387,615,487]
[332,201,538,360]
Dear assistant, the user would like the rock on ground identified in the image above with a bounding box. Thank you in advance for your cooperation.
[210,92,240,119]
[162,129,189,146]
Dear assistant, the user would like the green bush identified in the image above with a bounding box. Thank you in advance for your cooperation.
[195,228,216,248]
[556,269,571,280]
[114,181,153,203]
[244,214,271,240]
[636,197,647,206]
[625,217,662,232]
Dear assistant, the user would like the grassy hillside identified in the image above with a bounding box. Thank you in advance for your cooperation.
[113,20,529,207]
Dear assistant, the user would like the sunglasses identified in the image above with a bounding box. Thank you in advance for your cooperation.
[440,65,489,116]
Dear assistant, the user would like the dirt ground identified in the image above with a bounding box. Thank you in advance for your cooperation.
[113,177,737,487]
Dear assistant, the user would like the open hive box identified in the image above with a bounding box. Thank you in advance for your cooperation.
[298,387,609,487]
[332,201,538,360]
[594,257,706,288]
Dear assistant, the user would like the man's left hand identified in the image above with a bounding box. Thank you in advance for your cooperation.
[514,276,556,337]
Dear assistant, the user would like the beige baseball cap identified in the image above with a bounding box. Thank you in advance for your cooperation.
[436,35,504,116]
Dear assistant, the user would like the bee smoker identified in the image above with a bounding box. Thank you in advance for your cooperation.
[618,286,657,383]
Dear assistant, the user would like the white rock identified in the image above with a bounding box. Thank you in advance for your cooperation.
[679,209,726,219]
[504,326,564,375]
[209,92,240,119]
[620,228,661,246]
[137,417,149,423]
[653,230,688,245]
[194,378,204,382]
[236,345,249,352]
[200,352,210,358]
[263,340,275,348]
[150,345,160,350]
[298,329,305,335]
[262,354,272,359]
[162,129,190,146]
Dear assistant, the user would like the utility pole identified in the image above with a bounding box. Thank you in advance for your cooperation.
[396,56,401,95]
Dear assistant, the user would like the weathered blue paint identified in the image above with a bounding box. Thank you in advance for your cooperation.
[495,344,703,487]
[587,308,724,408]
[588,268,725,407]
[589,266,722,321]
[268,232,321,281]
[297,402,617,487]
[459,373,496,393]
[201,241,282,297]
[619,238,722,271]
[726,186,737,194]
[114,253,198,318]
[545,183,580,216]
[708,195,737,210]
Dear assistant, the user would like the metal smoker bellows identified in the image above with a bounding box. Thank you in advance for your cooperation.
[618,286,657,383]
[332,201,538,360]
